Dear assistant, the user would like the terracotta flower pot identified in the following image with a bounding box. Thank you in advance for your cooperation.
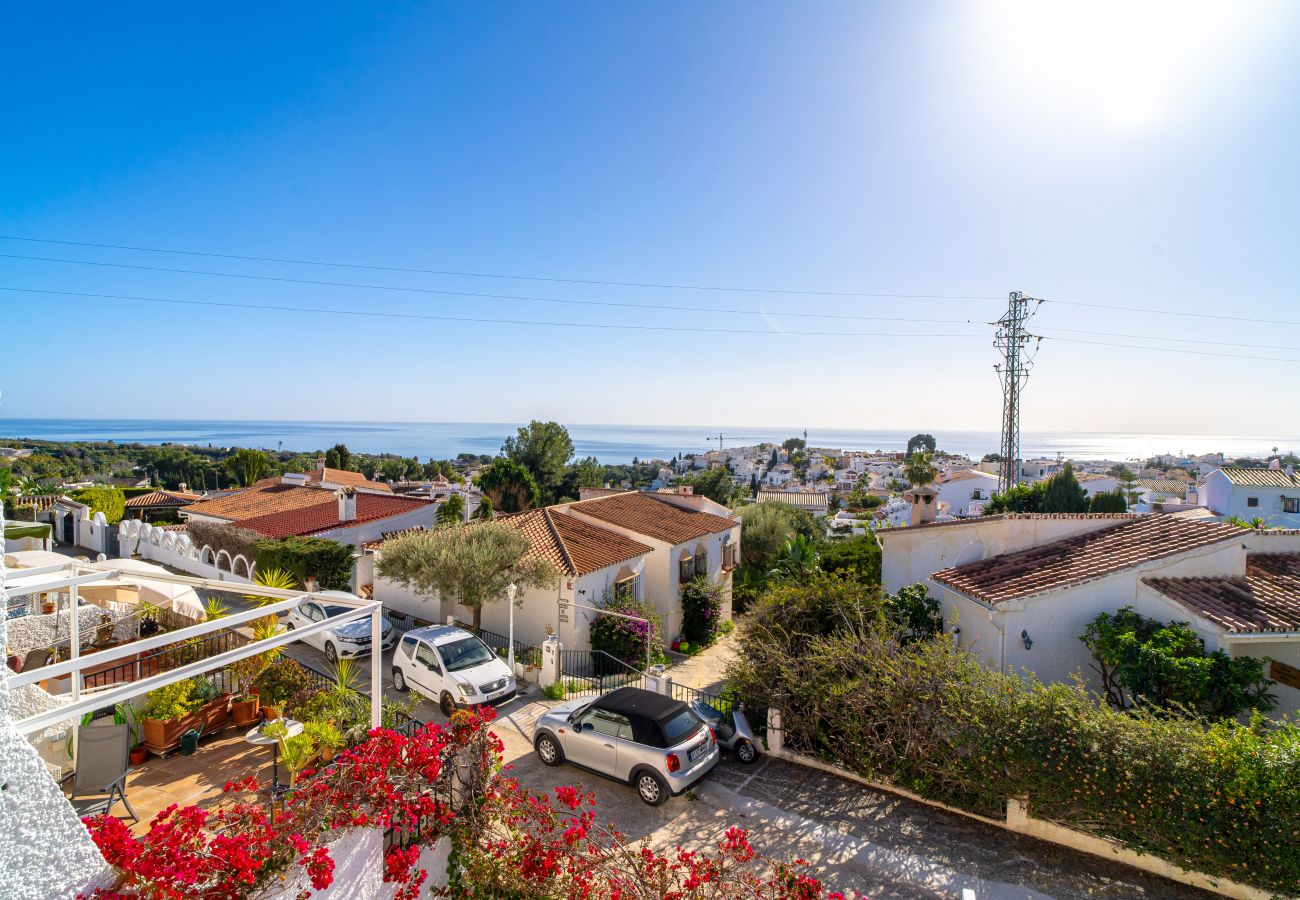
[143,711,202,755]
[42,602,55,615]
[202,694,231,731]
[231,696,260,727]
[129,745,148,765]
[262,705,280,722]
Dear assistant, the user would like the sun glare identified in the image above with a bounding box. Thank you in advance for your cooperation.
[957,1,1281,132]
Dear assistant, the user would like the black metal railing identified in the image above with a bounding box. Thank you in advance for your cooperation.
[82,628,250,690]
[668,680,735,715]
[385,609,436,634]
[453,620,542,669]
[558,649,648,698]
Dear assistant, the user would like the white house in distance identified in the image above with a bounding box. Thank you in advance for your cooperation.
[372,488,740,653]
[1201,466,1300,528]
[880,511,1300,719]
[933,468,1000,518]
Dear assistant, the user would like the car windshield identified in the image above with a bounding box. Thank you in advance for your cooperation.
[697,702,723,719]
[660,709,702,745]
[322,605,353,619]
[437,636,495,673]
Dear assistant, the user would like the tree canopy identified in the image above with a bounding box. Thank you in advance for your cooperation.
[903,451,937,487]
[737,501,819,571]
[1041,461,1089,513]
[502,420,575,503]
[435,494,466,526]
[676,467,739,507]
[781,437,806,454]
[1081,607,1275,719]
[475,459,541,514]
[324,443,351,470]
[223,448,271,487]
[906,433,937,455]
[376,523,557,630]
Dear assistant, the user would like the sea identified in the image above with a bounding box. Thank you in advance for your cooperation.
[0,418,1292,465]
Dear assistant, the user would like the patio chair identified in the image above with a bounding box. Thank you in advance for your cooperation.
[20,647,53,673]
[65,723,138,823]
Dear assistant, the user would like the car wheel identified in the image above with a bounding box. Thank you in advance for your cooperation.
[635,770,669,806]
[535,734,563,766]
[439,692,456,718]
[324,642,338,664]
[392,667,407,692]
[736,739,758,764]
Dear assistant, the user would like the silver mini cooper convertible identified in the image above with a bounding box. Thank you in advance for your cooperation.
[533,687,719,806]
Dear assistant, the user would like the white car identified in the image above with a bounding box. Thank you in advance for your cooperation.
[391,625,517,718]
[283,594,395,663]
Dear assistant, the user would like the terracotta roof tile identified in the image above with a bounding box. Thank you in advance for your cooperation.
[183,482,339,521]
[1143,554,1300,633]
[306,466,393,493]
[234,493,432,539]
[933,515,1243,604]
[1215,467,1300,488]
[124,490,201,509]
[875,512,1140,537]
[1136,479,1190,495]
[499,509,653,576]
[569,491,737,545]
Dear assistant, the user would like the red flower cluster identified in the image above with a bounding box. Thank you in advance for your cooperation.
[82,705,843,899]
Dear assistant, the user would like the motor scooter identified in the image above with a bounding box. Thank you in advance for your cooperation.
[690,699,759,763]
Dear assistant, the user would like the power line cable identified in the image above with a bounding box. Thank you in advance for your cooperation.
[0,286,985,339]
[2,235,1293,327]
[1046,298,1300,328]
[1036,326,1300,353]
[0,235,1003,301]
[0,253,986,323]
[4,284,1298,364]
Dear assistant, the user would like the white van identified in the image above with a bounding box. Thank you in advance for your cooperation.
[391,625,517,718]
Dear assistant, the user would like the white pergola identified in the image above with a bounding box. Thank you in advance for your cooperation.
[3,559,385,736]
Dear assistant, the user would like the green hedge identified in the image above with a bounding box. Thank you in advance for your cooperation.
[729,578,1300,893]
[254,536,355,591]
[67,486,126,524]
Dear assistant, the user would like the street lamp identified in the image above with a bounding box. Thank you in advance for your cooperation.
[506,582,518,670]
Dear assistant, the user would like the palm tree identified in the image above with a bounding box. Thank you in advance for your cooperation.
[903,451,937,487]
[768,534,821,580]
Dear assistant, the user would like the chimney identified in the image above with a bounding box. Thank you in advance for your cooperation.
[178,482,188,493]
[337,487,357,522]
[906,485,938,527]
[316,456,327,473]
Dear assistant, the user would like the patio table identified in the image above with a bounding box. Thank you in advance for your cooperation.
[243,719,303,797]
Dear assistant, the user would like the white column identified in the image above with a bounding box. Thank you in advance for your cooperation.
[69,584,81,704]
[369,605,382,728]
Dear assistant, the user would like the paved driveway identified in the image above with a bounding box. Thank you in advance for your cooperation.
[255,614,1215,899]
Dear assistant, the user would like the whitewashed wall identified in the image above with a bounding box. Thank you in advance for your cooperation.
[117,521,254,584]
[260,829,450,900]
[1,512,114,899]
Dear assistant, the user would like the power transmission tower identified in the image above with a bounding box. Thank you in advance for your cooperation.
[993,291,1041,493]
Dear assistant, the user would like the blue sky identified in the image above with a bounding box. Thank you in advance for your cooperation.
[2,2,1298,436]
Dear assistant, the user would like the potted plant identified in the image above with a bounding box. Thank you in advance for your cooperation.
[139,601,162,637]
[41,593,55,615]
[95,611,116,647]
[278,734,317,788]
[230,618,282,726]
[255,658,315,723]
[190,676,231,732]
[303,720,344,763]
[140,680,202,755]
[114,701,147,765]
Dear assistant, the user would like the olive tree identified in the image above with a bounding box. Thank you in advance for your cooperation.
[376,522,556,631]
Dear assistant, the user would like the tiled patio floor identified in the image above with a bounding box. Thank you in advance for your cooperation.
[119,725,279,832]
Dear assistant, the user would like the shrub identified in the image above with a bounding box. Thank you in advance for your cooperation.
[883,583,942,643]
[254,536,355,590]
[817,534,881,586]
[728,584,1300,893]
[588,591,663,668]
[68,486,126,524]
[679,575,724,646]
[256,658,318,709]
[186,520,261,562]
[1081,606,1275,718]
[140,680,199,721]
[1088,489,1127,513]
